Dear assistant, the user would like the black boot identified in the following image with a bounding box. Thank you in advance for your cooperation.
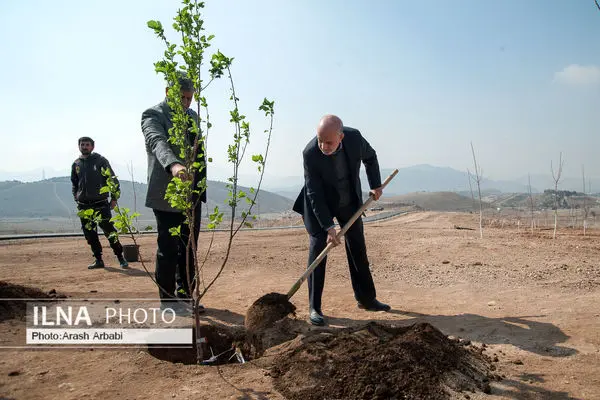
[88,258,105,269]
[117,254,129,268]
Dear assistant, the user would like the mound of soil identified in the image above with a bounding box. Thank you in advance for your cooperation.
[270,322,499,400]
[0,281,65,322]
[244,292,296,332]
[244,292,297,356]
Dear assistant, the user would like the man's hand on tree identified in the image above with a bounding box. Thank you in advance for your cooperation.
[170,163,189,180]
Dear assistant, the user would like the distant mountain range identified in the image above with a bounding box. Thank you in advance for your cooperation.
[0,177,293,219]
[262,164,599,200]
[1,165,597,217]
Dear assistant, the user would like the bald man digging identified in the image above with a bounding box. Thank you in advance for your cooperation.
[293,115,390,326]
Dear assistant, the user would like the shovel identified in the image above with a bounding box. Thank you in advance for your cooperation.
[286,168,399,299]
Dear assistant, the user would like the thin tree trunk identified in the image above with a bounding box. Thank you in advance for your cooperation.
[470,142,483,239]
[467,169,476,211]
[551,153,564,239]
[528,173,535,234]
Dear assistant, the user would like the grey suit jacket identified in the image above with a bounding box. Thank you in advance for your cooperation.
[141,99,207,213]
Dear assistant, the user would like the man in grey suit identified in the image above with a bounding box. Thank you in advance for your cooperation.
[141,73,206,310]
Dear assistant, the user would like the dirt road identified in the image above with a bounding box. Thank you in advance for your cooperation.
[0,211,598,399]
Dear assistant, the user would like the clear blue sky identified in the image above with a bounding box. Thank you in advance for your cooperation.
[1,0,599,187]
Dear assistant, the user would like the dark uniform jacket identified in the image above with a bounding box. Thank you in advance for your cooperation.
[71,153,119,205]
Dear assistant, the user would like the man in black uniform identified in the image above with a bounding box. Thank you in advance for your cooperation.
[71,136,128,269]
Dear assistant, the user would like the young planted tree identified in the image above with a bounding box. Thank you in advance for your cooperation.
[467,168,476,212]
[582,164,590,236]
[551,152,564,239]
[470,142,484,238]
[91,0,275,364]
[146,0,275,363]
[527,173,535,233]
[589,180,594,227]
[125,161,142,231]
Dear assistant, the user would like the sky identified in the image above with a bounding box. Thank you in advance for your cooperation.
[1,0,599,188]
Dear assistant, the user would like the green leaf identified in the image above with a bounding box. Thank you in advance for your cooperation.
[259,98,275,115]
[147,20,163,30]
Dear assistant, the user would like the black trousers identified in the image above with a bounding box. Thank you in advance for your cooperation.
[153,208,201,301]
[307,203,376,313]
[78,202,123,258]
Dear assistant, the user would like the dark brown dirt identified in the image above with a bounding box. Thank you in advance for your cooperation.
[0,281,500,398]
[244,292,296,332]
[1,213,599,399]
[0,280,65,322]
[270,321,497,400]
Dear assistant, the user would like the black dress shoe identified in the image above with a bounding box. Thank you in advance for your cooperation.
[357,299,391,312]
[308,309,325,326]
[87,259,105,269]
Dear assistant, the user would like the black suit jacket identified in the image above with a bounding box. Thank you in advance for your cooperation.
[292,127,381,235]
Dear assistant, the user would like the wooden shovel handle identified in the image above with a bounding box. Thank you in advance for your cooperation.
[286,169,399,299]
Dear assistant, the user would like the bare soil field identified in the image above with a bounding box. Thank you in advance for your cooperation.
[0,211,599,399]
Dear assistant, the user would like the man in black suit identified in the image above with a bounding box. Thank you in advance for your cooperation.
[293,114,390,326]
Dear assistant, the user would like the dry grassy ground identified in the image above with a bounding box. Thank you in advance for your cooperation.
[0,211,599,399]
